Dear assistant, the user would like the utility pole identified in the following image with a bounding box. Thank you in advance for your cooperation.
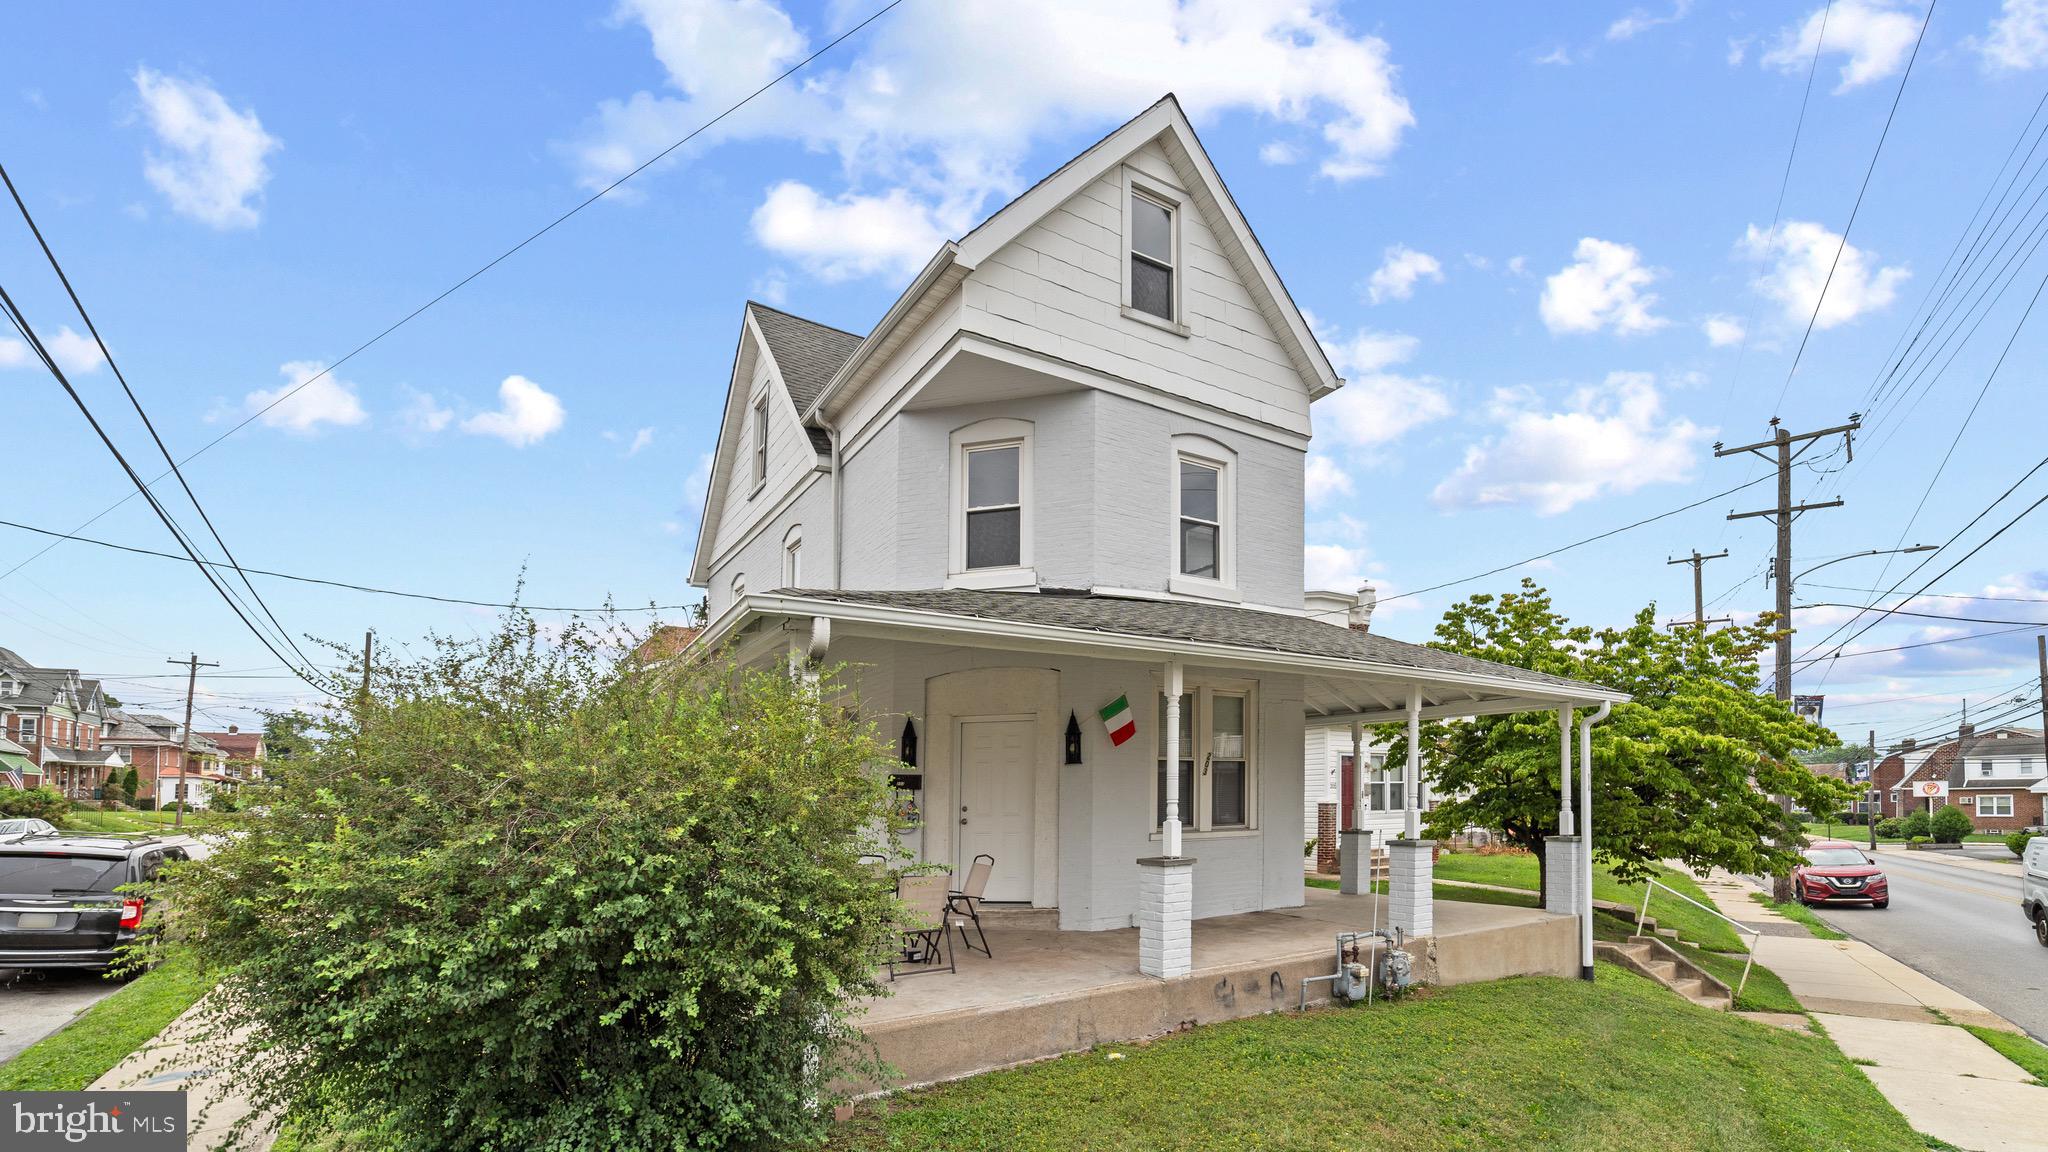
[1719,416,1858,901]
[1719,417,1859,699]
[1866,728,1878,851]
[2037,636,2047,787]
[1663,549,1730,630]
[360,630,373,703]
[167,652,219,829]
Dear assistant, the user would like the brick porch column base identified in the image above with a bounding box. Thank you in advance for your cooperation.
[1543,835,1583,917]
[1388,839,1434,938]
[1137,856,1195,978]
[1315,802,1339,874]
[1339,829,1373,895]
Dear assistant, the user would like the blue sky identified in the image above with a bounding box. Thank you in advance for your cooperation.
[2,0,2045,746]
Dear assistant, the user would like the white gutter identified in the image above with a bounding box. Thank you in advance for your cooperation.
[1578,700,1612,982]
[802,242,962,424]
[719,592,1630,707]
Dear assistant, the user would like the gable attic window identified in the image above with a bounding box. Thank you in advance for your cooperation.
[947,418,1034,589]
[1120,169,1187,333]
[750,395,769,490]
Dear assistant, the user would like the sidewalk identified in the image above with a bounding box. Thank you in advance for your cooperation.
[88,997,275,1152]
[1700,870,2048,1152]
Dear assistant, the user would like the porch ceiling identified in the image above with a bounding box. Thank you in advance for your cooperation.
[717,587,1627,723]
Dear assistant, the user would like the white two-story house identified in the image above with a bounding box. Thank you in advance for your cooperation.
[688,96,1624,979]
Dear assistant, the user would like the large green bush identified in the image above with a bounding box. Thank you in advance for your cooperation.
[1929,804,1976,844]
[145,615,901,1151]
[1900,809,1932,839]
[2011,830,2039,858]
[0,785,68,821]
[1874,817,1905,839]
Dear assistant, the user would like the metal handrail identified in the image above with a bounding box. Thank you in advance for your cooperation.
[1633,877,1761,999]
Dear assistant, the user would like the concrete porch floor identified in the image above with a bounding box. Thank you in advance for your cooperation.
[858,889,1577,1088]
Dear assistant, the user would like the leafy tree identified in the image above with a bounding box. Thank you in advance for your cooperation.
[120,765,140,806]
[259,709,320,763]
[1929,804,1975,844]
[1411,581,1849,903]
[141,613,900,1151]
[0,785,67,822]
[1795,743,1869,766]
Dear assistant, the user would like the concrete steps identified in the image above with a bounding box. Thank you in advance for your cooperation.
[1596,936,1733,1011]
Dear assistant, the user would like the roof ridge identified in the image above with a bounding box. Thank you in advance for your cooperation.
[745,299,866,340]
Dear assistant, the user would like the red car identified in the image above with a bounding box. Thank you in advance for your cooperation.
[1792,841,1889,909]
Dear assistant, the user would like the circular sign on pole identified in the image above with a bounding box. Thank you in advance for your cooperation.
[1913,780,1948,799]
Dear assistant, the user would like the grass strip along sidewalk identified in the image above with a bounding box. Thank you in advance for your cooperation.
[1963,1025,2048,1087]
[1432,852,1744,952]
[831,967,1927,1152]
[0,948,213,1091]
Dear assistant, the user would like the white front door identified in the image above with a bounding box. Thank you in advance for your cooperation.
[957,717,1036,903]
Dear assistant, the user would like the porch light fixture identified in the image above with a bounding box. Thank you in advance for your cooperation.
[900,718,919,767]
[1065,711,1084,765]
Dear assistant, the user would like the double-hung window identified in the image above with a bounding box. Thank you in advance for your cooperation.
[948,419,1034,587]
[1154,683,1255,833]
[1129,191,1176,322]
[1170,436,1234,597]
[1369,754,1404,813]
[1178,459,1220,579]
[1980,794,2014,817]
[750,396,769,489]
[17,716,35,744]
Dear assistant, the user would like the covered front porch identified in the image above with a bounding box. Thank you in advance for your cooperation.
[858,887,1576,1088]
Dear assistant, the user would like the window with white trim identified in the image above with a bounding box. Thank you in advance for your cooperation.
[948,419,1034,586]
[750,395,769,489]
[730,573,746,605]
[1129,191,1176,322]
[782,525,803,588]
[1980,760,1994,776]
[1169,436,1235,595]
[17,716,35,743]
[1153,683,1256,832]
[1979,794,2014,817]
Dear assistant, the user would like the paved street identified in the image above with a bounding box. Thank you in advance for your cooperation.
[1804,848,2047,1042]
[0,967,121,1063]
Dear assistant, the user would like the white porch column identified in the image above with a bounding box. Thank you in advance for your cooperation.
[1578,704,1607,981]
[1162,660,1184,858]
[1140,660,1193,979]
[1339,720,1370,894]
[1556,705,1575,836]
[1403,685,1422,839]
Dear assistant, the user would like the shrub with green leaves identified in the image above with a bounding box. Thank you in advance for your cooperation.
[144,614,901,1151]
[2010,830,2038,858]
[0,785,68,821]
[1874,817,1905,839]
[1901,809,1932,839]
[1929,804,1975,844]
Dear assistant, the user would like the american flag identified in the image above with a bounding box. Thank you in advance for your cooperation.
[4,766,22,789]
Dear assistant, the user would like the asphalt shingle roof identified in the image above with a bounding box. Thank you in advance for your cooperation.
[773,587,1620,697]
[747,302,863,414]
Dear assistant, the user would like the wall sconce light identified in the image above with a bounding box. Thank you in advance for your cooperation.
[900,717,919,767]
[1065,711,1084,765]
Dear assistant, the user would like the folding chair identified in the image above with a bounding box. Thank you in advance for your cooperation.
[948,853,995,958]
[887,872,957,981]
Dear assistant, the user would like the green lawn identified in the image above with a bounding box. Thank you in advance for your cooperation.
[1749,893,1850,941]
[832,967,1924,1152]
[0,948,214,1091]
[60,809,215,835]
[1432,853,1745,952]
[1305,875,1542,910]
[1589,911,1799,1014]
[1963,1026,2048,1087]
[1800,821,2003,845]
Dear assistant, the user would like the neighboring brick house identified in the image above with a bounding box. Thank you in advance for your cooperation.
[103,710,224,802]
[1945,725,2047,833]
[0,645,122,797]
[1870,738,1934,821]
[198,727,265,781]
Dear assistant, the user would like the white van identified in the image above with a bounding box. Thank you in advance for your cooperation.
[2024,836,2048,948]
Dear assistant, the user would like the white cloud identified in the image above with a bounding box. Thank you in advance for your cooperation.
[605,426,657,456]
[461,375,566,447]
[1980,0,2048,70]
[1259,140,1301,165]
[1432,372,1707,515]
[1762,1,1922,92]
[1702,314,1746,346]
[1366,245,1443,304]
[45,326,105,375]
[1540,237,1667,335]
[1304,542,1372,591]
[1304,454,1353,504]
[1727,36,1753,65]
[578,0,1416,278]
[398,388,453,436]
[750,181,959,281]
[1506,255,1529,277]
[1740,220,1907,329]
[242,361,368,435]
[1535,46,1575,66]
[751,270,789,306]
[1312,326,1451,449]
[132,68,280,229]
[0,338,27,369]
[1608,0,1691,41]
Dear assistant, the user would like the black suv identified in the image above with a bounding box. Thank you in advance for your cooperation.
[0,833,186,971]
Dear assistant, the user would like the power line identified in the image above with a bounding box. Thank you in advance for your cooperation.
[1802,581,2048,604]
[1791,624,2041,672]
[1380,472,1774,603]
[1,161,324,679]
[0,514,693,612]
[1798,603,2048,627]
[0,0,908,587]
[0,287,339,697]
[1770,0,1937,417]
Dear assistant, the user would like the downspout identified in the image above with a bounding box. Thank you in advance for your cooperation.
[1577,700,1611,981]
[828,423,843,590]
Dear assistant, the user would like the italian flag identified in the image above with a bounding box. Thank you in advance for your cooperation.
[1099,694,1137,747]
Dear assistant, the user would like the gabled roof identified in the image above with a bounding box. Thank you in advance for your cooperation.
[801,96,1340,424]
[746,303,863,413]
